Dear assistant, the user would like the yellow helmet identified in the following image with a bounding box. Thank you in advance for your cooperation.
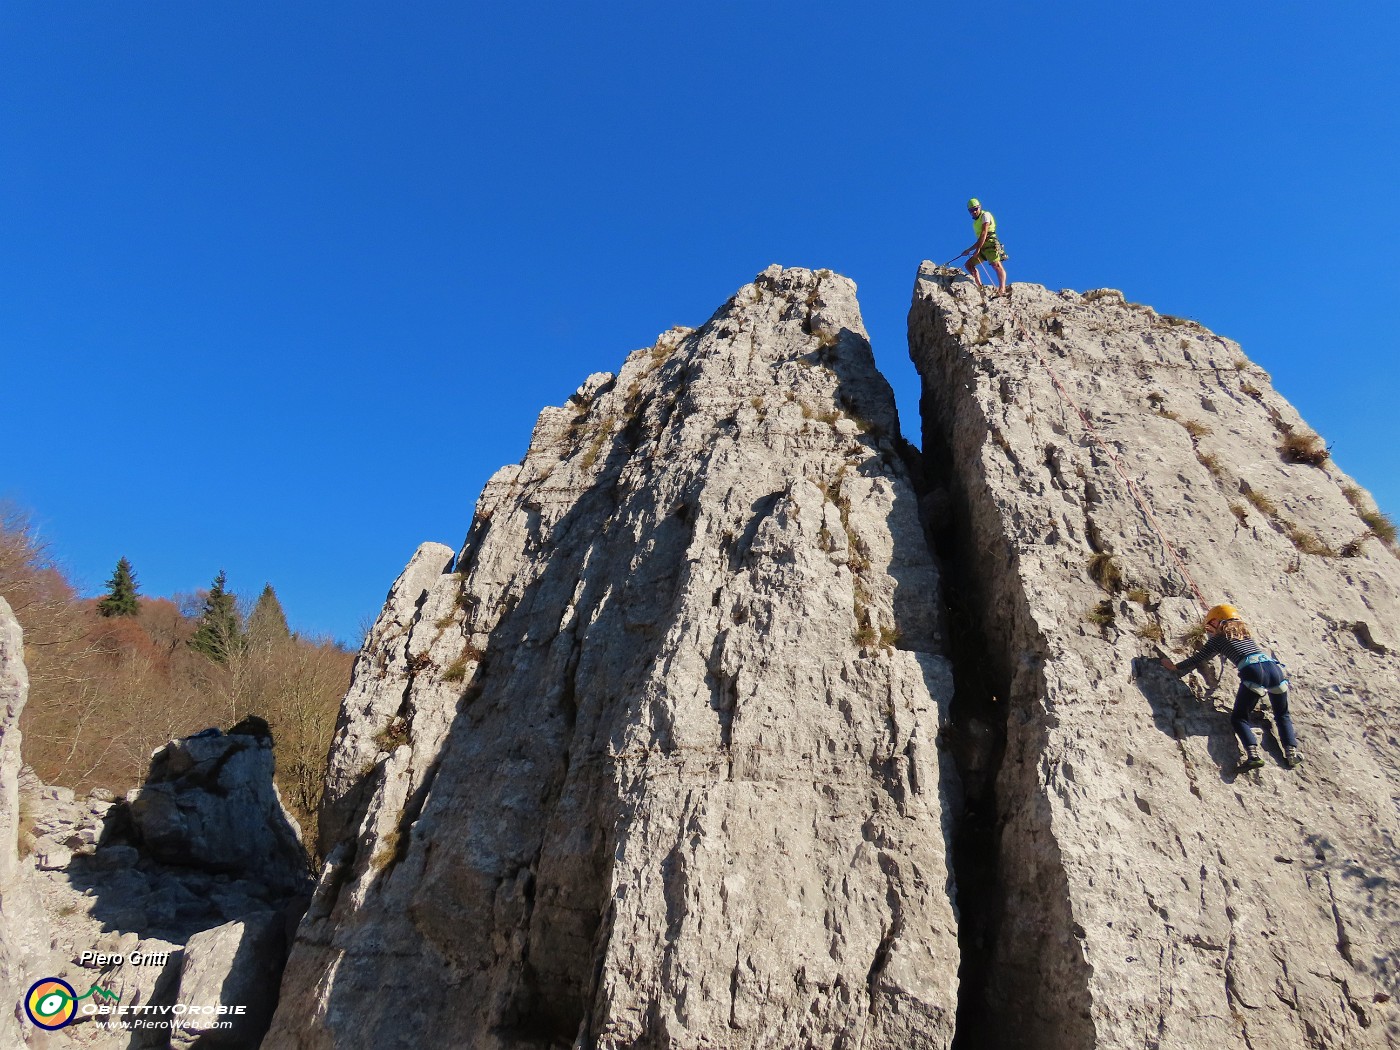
[1205,603,1240,626]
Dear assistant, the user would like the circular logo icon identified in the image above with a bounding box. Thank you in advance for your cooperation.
[25,978,78,1030]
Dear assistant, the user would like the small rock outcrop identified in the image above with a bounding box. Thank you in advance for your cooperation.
[908,265,1400,1048]
[267,266,961,1049]
[128,724,310,896]
[0,641,308,1050]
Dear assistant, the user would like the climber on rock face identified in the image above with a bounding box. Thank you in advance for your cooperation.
[1161,604,1303,772]
[961,198,1009,296]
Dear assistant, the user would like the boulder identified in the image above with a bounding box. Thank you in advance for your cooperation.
[171,915,285,1049]
[127,727,311,896]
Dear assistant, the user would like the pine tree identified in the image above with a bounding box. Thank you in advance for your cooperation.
[246,583,291,650]
[96,557,140,617]
[189,570,242,662]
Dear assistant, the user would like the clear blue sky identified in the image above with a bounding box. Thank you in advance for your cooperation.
[3,2,1396,644]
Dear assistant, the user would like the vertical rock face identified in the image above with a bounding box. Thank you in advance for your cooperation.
[267,266,960,1049]
[1,598,30,1049]
[909,265,1400,1049]
[1,596,27,888]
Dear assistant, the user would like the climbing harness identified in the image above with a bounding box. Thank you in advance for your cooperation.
[1008,314,1209,611]
[1237,652,1289,695]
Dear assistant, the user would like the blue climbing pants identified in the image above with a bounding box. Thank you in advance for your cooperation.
[1231,659,1298,750]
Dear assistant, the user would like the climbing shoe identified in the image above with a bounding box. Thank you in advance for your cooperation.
[1240,746,1265,771]
[1285,747,1304,769]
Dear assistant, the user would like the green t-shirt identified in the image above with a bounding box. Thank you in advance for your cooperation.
[974,209,996,239]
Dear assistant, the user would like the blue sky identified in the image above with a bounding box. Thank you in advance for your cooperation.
[3,2,1396,644]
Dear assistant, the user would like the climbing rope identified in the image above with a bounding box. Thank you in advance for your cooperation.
[1008,313,1209,611]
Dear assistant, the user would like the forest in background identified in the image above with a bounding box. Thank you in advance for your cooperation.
[0,503,355,855]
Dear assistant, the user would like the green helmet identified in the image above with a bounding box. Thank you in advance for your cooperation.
[967,197,981,210]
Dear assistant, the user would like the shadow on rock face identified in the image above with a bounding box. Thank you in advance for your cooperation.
[13,721,312,1050]
[131,725,309,890]
[1131,657,1284,781]
[59,722,311,942]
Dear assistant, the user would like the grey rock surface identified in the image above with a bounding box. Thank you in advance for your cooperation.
[129,728,311,896]
[171,915,286,1049]
[1,595,27,887]
[266,266,961,1049]
[317,540,455,857]
[909,264,1400,1049]
[0,717,309,1047]
[1,597,30,1049]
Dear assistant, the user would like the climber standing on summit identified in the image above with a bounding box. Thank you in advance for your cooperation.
[1161,604,1304,771]
[960,198,1009,296]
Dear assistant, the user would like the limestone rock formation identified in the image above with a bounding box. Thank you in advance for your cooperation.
[1,596,26,887]
[266,266,961,1049]
[11,261,1393,1049]
[170,915,287,1050]
[128,724,311,896]
[908,264,1400,1049]
[0,632,308,1050]
[1,597,31,1048]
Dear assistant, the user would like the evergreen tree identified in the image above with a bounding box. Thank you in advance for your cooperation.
[189,570,242,662]
[96,557,140,617]
[246,583,291,649]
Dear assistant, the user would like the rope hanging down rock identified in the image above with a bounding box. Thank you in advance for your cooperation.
[1009,313,1209,611]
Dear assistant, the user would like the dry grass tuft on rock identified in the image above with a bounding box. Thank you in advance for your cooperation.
[1362,509,1397,546]
[1343,485,1397,546]
[1086,599,1115,628]
[1286,525,1337,557]
[1196,450,1223,477]
[369,829,400,872]
[1180,622,1208,650]
[1280,430,1330,466]
[1087,552,1123,593]
[374,717,409,752]
[1244,489,1279,517]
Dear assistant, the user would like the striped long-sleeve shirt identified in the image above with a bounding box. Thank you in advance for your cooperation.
[1173,633,1268,677]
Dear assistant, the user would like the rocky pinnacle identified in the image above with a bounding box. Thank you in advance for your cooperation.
[265,266,962,1049]
[909,264,1400,1050]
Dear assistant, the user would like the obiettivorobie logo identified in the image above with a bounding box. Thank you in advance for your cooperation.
[22,970,248,1035]
[24,978,120,1030]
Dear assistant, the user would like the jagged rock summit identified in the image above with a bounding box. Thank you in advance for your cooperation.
[266,266,962,1048]
[908,263,1400,1049]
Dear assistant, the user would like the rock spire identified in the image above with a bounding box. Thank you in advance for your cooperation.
[908,264,1400,1049]
[266,266,962,1048]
